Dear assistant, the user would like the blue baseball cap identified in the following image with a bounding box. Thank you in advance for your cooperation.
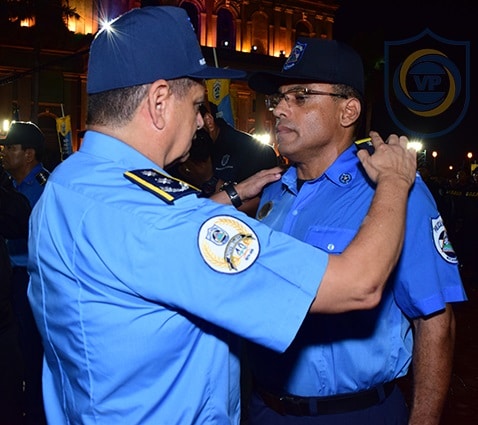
[248,38,364,96]
[87,6,245,94]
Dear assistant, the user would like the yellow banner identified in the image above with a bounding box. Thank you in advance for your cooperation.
[56,115,73,160]
[206,79,234,126]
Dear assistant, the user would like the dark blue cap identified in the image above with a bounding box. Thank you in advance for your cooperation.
[1,121,45,151]
[248,38,364,96]
[87,6,245,94]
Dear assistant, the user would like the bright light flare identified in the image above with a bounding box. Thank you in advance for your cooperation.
[252,133,271,145]
[408,141,423,152]
[99,18,114,33]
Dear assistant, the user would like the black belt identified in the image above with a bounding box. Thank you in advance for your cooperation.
[257,381,396,416]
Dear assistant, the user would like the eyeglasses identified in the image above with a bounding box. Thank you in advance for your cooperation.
[265,87,348,110]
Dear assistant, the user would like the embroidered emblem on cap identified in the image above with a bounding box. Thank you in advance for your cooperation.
[124,169,199,204]
[199,215,260,273]
[257,201,273,220]
[431,216,458,264]
[283,41,307,71]
[339,173,352,184]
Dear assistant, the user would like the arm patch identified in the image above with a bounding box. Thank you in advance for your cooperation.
[124,169,199,204]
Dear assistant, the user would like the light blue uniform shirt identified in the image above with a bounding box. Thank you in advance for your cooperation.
[27,131,328,425]
[8,163,48,267]
[250,144,467,397]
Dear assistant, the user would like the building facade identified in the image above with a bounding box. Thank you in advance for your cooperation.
[0,0,338,168]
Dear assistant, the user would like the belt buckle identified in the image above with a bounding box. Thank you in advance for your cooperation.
[280,395,307,416]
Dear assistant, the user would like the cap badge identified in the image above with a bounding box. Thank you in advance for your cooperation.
[283,41,307,71]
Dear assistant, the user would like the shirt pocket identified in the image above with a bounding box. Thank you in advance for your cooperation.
[304,227,357,254]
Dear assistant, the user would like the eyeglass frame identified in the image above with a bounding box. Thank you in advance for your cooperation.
[265,86,348,111]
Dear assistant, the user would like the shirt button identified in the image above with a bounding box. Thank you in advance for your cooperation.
[292,210,298,216]
[327,243,335,251]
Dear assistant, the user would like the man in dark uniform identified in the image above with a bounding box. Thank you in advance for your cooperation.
[0,121,49,425]
[200,103,279,216]
[0,166,31,424]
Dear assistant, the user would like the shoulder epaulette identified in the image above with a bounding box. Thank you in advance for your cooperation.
[35,170,50,185]
[124,169,200,204]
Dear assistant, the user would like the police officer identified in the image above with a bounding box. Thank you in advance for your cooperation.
[26,7,417,425]
[245,38,467,425]
[1,120,49,425]
[0,165,31,425]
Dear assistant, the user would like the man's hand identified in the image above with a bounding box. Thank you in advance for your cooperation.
[210,167,283,206]
[234,167,283,202]
[357,131,417,188]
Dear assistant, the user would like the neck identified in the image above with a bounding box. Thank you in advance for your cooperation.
[294,139,353,180]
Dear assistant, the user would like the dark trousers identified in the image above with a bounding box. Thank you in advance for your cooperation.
[246,385,409,425]
[11,267,46,425]
[0,324,24,425]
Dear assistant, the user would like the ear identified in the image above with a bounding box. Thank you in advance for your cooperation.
[340,97,361,127]
[148,79,172,131]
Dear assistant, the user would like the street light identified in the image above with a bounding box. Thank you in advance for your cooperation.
[432,151,438,174]
[1,119,10,137]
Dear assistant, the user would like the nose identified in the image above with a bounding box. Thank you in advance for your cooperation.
[272,99,287,117]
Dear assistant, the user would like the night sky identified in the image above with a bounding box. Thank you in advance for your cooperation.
[333,0,475,172]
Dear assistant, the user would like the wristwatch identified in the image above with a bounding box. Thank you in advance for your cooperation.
[222,182,243,208]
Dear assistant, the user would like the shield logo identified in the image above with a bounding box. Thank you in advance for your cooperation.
[384,29,470,138]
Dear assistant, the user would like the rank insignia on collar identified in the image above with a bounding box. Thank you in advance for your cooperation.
[339,173,352,184]
[257,201,273,220]
[124,169,199,204]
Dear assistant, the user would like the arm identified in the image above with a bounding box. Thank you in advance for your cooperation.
[210,167,283,205]
[408,305,455,425]
[309,131,417,313]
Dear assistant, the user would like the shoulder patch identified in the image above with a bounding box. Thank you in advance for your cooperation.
[431,216,458,264]
[124,169,199,204]
[198,215,260,274]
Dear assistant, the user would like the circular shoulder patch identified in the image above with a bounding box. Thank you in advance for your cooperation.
[198,215,260,274]
[431,216,458,264]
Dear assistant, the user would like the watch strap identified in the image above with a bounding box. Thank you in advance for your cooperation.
[224,184,243,208]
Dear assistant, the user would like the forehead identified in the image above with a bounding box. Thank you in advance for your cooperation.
[1,144,22,150]
[190,81,206,99]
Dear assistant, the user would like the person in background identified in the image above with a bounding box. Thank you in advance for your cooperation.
[166,127,215,190]
[26,7,416,424]
[0,165,31,425]
[245,37,467,425]
[0,121,49,425]
[200,103,279,216]
[461,167,478,282]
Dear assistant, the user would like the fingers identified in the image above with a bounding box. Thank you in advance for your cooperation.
[235,168,282,202]
[358,131,417,188]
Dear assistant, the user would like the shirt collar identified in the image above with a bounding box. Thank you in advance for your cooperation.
[281,144,361,191]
